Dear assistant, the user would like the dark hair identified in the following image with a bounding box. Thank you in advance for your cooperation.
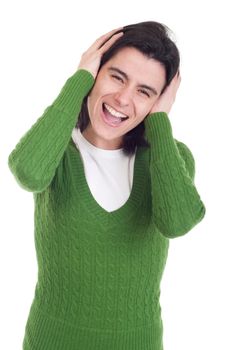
[76,21,180,155]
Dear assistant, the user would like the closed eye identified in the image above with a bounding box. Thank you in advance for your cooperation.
[139,89,150,97]
[111,74,124,83]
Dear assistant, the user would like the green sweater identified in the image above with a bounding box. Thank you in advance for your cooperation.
[8,69,206,350]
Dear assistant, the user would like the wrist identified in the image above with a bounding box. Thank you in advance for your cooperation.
[150,106,170,115]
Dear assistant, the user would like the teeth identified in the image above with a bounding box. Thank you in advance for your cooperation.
[104,103,128,119]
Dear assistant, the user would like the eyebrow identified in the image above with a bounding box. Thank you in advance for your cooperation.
[108,67,159,96]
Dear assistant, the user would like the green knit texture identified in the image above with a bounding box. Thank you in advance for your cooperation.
[8,69,206,350]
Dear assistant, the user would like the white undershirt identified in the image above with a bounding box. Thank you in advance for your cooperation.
[71,127,136,212]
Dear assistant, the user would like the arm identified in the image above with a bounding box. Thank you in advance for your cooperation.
[144,111,206,238]
[8,69,94,193]
[8,27,123,193]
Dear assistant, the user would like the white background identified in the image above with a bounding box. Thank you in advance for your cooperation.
[1,0,240,349]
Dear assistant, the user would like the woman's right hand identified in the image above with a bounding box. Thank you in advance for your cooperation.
[77,28,123,79]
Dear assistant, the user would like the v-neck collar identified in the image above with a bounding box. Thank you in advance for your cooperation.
[68,137,148,227]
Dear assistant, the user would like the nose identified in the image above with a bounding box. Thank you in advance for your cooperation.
[113,87,132,107]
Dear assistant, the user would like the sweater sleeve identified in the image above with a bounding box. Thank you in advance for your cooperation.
[144,111,206,239]
[8,69,94,193]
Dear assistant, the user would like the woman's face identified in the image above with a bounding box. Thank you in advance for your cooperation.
[83,46,166,150]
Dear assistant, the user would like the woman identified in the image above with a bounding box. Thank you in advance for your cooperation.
[8,21,206,350]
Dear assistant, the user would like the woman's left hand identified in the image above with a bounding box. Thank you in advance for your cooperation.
[149,70,181,115]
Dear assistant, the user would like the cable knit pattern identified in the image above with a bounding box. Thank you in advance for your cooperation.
[8,69,206,350]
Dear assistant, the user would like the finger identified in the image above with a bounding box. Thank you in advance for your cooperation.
[171,71,181,87]
[177,72,181,81]
[98,31,123,52]
[173,69,180,79]
[91,27,123,50]
[99,27,123,39]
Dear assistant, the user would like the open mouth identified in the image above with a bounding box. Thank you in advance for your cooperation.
[102,103,129,127]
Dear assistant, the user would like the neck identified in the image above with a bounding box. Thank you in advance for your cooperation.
[82,126,123,150]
